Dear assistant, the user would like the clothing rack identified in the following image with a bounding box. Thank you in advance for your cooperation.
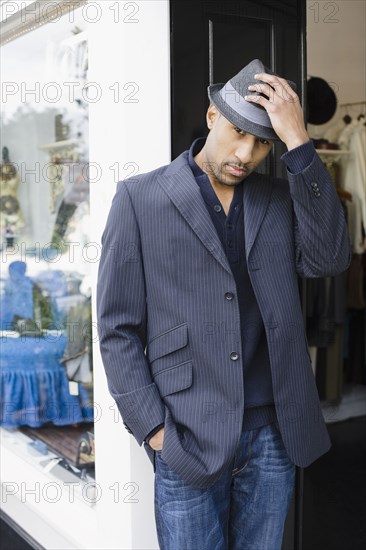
[339,101,366,107]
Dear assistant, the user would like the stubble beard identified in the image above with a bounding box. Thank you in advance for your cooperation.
[210,162,251,187]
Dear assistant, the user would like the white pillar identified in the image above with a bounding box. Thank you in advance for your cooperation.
[88,1,171,548]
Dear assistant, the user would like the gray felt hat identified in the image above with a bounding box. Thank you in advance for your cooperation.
[207,59,297,141]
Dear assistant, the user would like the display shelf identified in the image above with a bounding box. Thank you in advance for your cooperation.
[0,427,97,549]
[315,149,351,163]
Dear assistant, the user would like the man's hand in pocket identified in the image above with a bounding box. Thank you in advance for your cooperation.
[148,427,165,451]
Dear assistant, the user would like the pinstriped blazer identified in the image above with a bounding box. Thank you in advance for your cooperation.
[97,148,351,489]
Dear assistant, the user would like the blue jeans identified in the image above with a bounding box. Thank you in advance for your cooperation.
[154,423,296,550]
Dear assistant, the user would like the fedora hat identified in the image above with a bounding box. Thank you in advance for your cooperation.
[207,59,297,141]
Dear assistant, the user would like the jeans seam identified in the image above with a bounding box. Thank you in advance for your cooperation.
[232,430,253,476]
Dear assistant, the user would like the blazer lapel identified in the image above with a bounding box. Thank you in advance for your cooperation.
[158,154,232,275]
[243,171,273,261]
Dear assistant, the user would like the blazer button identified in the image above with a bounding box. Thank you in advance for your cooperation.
[230,351,239,361]
[225,292,234,300]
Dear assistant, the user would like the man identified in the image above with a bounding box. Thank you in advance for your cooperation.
[97,59,351,549]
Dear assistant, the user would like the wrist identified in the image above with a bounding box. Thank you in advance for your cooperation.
[285,132,309,151]
[145,423,164,445]
[148,428,164,450]
[281,139,315,174]
[147,427,164,449]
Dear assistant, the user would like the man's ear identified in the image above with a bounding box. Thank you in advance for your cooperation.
[206,103,220,130]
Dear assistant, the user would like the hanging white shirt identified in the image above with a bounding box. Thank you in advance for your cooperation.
[338,120,366,253]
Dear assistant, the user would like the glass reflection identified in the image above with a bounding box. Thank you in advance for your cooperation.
[0,5,94,471]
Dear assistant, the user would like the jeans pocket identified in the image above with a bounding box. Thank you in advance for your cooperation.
[153,448,163,472]
[154,449,166,471]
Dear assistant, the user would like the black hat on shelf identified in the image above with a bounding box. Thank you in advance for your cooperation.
[306,77,337,125]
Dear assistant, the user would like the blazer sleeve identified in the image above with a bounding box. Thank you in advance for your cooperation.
[287,152,352,278]
[97,180,165,446]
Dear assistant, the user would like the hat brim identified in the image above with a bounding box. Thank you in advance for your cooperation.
[207,83,280,141]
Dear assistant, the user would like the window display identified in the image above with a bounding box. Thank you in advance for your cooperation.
[0,4,94,470]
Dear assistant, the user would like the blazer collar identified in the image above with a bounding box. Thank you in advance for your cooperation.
[242,169,273,259]
[159,152,231,274]
[158,150,272,273]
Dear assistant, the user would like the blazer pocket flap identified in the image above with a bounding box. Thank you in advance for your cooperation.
[148,323,188,363]
[153,361,192,397]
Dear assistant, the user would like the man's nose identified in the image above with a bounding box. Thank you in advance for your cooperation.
[235,137,256,164]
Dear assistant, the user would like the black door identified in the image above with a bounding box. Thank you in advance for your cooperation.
[170,2,307,549]
[170,0,307,179]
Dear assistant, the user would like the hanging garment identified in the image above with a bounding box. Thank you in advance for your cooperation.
[324,118,347,144]
[338,121,366,253]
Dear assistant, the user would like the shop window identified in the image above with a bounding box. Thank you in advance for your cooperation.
[0,2,95,477]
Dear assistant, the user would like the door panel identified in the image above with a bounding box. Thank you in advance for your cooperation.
[209,14,271,82]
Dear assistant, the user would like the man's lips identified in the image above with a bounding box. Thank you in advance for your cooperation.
[226,164,247,177]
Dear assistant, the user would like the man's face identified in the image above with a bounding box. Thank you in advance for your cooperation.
[199,104,274,188]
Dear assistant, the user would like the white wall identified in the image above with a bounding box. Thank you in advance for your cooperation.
[306,0,366,138]
[88,1,170,549]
